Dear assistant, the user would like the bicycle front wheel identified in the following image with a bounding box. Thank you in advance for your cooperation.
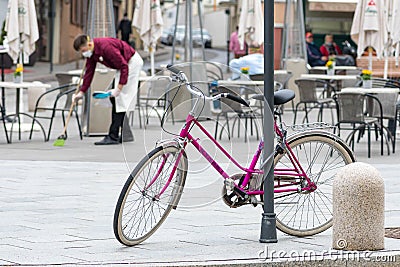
[274,132,355,237]
[113,145,188,246]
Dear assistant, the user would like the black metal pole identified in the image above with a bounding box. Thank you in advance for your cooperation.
[225,8,230,67]
[260,0,277,243]
[49,0,55,73]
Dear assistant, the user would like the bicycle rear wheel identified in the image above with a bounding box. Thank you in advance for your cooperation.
[113,145,187,246]
[274,132,354,236]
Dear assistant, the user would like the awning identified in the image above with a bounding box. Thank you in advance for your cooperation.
[309,0,357,12]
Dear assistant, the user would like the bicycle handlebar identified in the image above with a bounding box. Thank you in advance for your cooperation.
[166,64,249,107]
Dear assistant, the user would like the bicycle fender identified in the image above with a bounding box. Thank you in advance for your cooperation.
[155,138,183,150]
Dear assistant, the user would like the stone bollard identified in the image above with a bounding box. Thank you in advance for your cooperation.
[332,162,385,250]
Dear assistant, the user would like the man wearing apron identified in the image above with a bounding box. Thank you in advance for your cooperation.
[72,34,143,145]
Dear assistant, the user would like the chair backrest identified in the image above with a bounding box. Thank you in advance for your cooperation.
[146,76,171,100]
[204,61,224,81]
[215,86,243,113]
[371,78,400,88]
[367,92,398,119]
[339,69,362,88]
[294,78,321,102]
[334,92,366,123]
[308,68,325,75]
[55,73,77,108]
[274,71,293,88]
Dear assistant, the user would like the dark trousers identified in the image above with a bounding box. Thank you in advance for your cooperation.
[108,97,126,141]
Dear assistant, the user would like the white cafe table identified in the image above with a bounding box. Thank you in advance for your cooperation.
[216,79,264,87]
[310,66,358,71]
[300,74,358,81]
[340,87,399,94]
[0,81,51,142]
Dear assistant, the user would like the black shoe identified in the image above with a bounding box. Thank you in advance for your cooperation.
[94,136,119,145]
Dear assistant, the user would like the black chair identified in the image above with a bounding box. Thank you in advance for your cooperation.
[0,103,9,143]
[29,83,83,141]
[213,85,260,142]
[333,92,391,158]
[293,78,335,124]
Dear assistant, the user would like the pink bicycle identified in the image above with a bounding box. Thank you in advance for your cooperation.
[113,66,355,246]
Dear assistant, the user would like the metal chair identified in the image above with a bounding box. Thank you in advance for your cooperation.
[293,78,335,124]
[213,85,260,142]
[141,76,175,127]
[29,83,82,141]
[333,92,391,158]
[367,91,398,153]
[0,103,9,143]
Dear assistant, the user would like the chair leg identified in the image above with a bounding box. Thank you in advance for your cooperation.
[293,103,301,124]
[29,109,37,140]
[304,103,309,123]
[367,125,371,158]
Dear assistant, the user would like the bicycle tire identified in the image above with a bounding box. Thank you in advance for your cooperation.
[273,132,355,236]
[113,145,188,246]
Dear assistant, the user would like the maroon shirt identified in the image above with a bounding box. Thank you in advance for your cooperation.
[80,37,136,93]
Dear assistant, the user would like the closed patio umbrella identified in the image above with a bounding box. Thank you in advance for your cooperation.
[238,0,264,50]
[5,0,39,67]
[351,0,387,70]
[133,0,163,76]
[385,0,400,71]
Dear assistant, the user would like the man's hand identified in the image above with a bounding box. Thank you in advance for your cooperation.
[108,88,121,97]
[321,56,328,61]
[72,91,84,103]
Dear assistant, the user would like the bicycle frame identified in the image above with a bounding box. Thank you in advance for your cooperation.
[153,111,316,200]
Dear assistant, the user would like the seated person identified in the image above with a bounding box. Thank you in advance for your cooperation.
[305,32,327,67]
[320,34,342,57]
[320,34,355,66]
[229,43,264,80]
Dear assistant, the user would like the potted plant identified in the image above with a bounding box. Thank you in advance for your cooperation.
[361,69,372,89]
[326,60,335,76]
[13,63,23,83]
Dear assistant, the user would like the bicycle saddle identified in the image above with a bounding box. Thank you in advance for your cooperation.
[252,89,295,105]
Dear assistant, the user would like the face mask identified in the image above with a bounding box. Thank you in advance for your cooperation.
[326,42,333,46]
[82,50,93,58]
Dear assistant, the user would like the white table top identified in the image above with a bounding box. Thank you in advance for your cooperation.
[341,87,399,94]
[311,66,358,71]
[301,74,359,80]
[216,79,264,86]
[0,81,51,89]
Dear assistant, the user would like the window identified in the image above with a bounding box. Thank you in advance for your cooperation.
[70,0,88,27]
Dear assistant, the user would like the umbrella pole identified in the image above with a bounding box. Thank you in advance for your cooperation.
[150,48,155,76]
[368,46,373,71]
[396,43,399,67]
[384,48,388,79]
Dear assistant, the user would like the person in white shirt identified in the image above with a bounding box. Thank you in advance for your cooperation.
[229,43,264,80]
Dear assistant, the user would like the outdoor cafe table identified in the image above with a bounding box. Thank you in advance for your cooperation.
[300,74,359,81]
[310,66,358,72]
[0,81,51,142]
[301,73,359,93]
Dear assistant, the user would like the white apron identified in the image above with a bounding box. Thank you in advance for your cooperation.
[114,52,144,113]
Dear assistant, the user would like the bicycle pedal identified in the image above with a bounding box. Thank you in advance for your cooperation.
[233,186,247,200]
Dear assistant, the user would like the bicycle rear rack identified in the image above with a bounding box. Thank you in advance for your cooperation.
[284,122,336,134]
